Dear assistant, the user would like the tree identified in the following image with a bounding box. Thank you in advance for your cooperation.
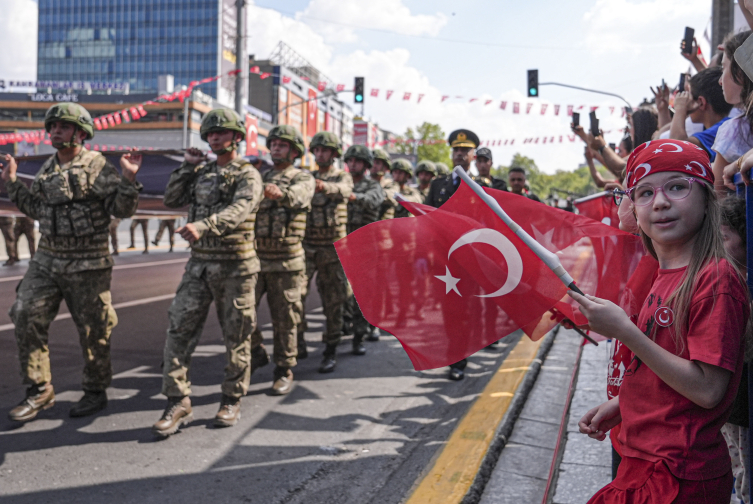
[395,122,452,166]
[494,153,613,201]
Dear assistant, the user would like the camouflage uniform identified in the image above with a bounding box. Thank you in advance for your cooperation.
[390,159,423,218]
[161,150,263,400]
[250,164,314,368]
[372,149,397,220]
[129,218,149,251]
[153,219,176,250]
[7,147,141,391]
[415,160,437,203]
[299,166,353,353]
[0,216,18,264]
[14,216,36,258]
[108,218,121,254]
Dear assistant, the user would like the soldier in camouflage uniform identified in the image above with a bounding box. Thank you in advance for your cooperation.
[343,145,384,355]
[299,132,353,374]
[249,125,314,396]
[0,103,142,422]
[390,159,423,218]
[0,216,18,265]
[14,216,36,259]
[153,109,263,437]
[415,160,438,202]
[372,148,397,221]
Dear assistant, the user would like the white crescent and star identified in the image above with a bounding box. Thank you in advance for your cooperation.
[685,160,708,177]
[434,228,524,298]
[658,143,683,153]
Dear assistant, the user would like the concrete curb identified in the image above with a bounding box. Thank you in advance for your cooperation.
[461,326,560,504]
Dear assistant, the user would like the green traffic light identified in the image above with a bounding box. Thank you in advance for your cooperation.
[356,94,363,102]
[529,88,537,96]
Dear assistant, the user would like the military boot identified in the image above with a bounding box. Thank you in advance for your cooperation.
[8,383,55,422]
[365,326,380,342]
[69,390,108,417]
[271,366,294,396]
[352,333,366,356]
[319,344,337,373]
[342,319,353,336]
[251,344,270,374]
[214,395,241,427]
[153,396,193,437]
[297,333,308,360]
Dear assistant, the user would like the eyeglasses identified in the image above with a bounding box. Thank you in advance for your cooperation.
[612,189,626,206]
[626,177,699,206]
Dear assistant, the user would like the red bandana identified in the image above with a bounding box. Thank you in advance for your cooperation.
[625,139,714,190]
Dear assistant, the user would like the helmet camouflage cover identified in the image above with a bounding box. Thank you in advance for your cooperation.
[343,145,373,167]
[200,108,246,142]
[371,149,391,173]
[266,124,305,158]
[415,160,437,176]
[434,162,450,176]
[390,158,414,176]
[310,132,343,157]
[44,103,95,141]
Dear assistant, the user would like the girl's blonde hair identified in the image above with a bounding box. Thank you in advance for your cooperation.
[638,182,748,354]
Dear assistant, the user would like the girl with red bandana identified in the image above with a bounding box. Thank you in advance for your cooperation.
[570,139,750,503]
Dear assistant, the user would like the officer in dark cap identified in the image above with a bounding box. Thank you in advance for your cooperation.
[475,147,507,191]
[424,129,490,381]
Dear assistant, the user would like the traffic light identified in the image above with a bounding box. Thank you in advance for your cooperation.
[354,77,364,103]
[527,69,539,98]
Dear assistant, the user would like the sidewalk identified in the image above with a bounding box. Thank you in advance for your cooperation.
[478,331,611,504]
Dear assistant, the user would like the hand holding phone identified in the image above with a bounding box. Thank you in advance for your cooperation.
[679,73,686,91]
[572,112,580,128]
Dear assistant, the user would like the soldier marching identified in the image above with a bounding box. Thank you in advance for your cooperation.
[1,107,508,430]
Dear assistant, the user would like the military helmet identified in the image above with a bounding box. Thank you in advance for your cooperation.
[390,158,414,176]
[371,148,391,174]
[435,162,450,176]
[415,160,437,176]
[266,124,305,158]
[343,145,373,167]
[44,103,95,140]
[310,132,342,157]
[200,108,246,142]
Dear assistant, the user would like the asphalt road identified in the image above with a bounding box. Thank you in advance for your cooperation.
[0,246,523,504]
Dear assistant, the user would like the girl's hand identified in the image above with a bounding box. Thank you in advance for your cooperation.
[567,291,631,340]
[578,398,621,441]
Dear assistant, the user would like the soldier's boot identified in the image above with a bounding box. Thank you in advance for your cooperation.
[69,390,108,418]
[297,333,308,360]
[251,344,270,374]
[352,333,366,356]
[365,326,380,342]
[318,344,337,374]
[271,366,294,396]
[214,395,241,427]
[8,383,55,423]
[152,396,193,438]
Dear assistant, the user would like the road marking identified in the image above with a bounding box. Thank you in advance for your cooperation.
[405,335,544,504]
[0,293,176,332]
[0,257,187,284]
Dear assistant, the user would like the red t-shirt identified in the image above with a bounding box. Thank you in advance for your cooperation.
[618,259,749,480]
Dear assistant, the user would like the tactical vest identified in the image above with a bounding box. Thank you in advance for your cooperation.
[305,171,348,246]
[188,158,258,261]
[33,150,111,258]
[255,167,308,262]
[347,179,381,234]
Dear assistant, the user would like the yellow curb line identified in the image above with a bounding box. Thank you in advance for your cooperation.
[405,335,544,504]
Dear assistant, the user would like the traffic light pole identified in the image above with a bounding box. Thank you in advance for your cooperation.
[539,82,632,109]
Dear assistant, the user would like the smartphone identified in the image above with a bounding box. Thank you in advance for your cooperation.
[679,73,686,91]
[589,111,600,137]
[624,105,633,115]
[683,27,695,55]
[609,142,616,151]
[572,112,580,128]
[661,78,666,89]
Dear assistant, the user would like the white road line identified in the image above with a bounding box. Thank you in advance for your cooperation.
[0,257,188,283]
[0,293,176,332]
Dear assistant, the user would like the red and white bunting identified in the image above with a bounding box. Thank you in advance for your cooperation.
[500,101,507,110]
[370,88,379,97]
[525,103,533,114]
[540,104,548,115]
[567,105,573,116]
[283,76,292,84]
[441,95,449,102]
[317,81,326,91]
[386,90,394,100]
[336,84,345,92]
[513,102,520,114]
[554,104,560,116]
[609,106,615,115]
[484,99,492,105]
[260,72,271,79]
[469,98,478,103]
[418,93,425,103]
[403,92,411,101]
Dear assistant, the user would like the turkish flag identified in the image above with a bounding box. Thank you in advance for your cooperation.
[339,183,648,369]
[336,193,568,370]
[574,192,620,228]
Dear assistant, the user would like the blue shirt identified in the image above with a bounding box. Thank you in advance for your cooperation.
[692,117,730,162]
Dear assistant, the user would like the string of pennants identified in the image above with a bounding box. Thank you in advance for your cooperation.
[373,129,619,148]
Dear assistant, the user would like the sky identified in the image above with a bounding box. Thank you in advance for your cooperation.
[0,0,728,173]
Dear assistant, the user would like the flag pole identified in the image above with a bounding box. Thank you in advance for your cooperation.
[453,167,584,295]
[453,168,597,346]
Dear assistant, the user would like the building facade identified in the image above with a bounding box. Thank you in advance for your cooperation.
[37,0,239,104]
